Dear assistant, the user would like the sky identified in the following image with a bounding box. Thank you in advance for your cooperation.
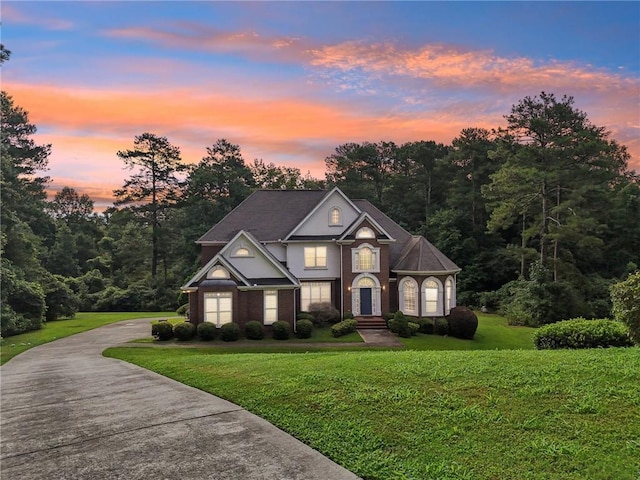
[2,1,639,209]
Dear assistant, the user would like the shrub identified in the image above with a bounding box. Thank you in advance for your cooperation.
[220,322,240,342]
[197,322,217,341]
[245,321,265,340]
[176,303,189,317]
[408,322,419,336]
[447,306,479,340]
[272,320,291,340]
[331,319,358,337]
[611,272,640,344]
[389,311,411,338]
[308,302,341,325]
[383,312,395,322]
[153,321,174,341]
[416,318,433,334]
[296,319,313,339]
[297,312,315,322]
[434,317,449,336]
[533,319,633,350]
[343,310,354,320]
[173,321,196,341]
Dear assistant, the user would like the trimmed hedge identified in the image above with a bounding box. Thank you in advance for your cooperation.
[296,319,313,339]
[447,306,479,340]
[408,322,419,336]
[197,322,217,341]
[389,311,412,338]
[220,322,241,342]
[331,319,358,337]
[434,317,449,336]
[245,320,265,340]
[152,321,174,341]
[343,311,355,321]
[416,318,433,334]
[173,321,196,341]
[272,321,291,340]
[297,312,315,322]
[533,319,633,350]
[308,302,341,325]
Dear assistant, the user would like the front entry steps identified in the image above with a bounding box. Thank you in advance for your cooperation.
[355,316,387,329]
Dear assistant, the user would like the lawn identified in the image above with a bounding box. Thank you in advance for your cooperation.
[0,312,174,365]
[399,312,536,350]
[105,346,640,480]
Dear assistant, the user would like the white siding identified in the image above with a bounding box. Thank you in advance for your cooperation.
[287,242,340,279]
[293,191,360,236]
[223,236,287,280]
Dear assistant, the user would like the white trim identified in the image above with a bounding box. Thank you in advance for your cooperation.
[445,276,456,315]
[304,245,328,269]
[300,281,332,311]
[351,243,380,273]
[285,187,361,240]
[263,290,278,325]
[338,212,395,242]
[329,206,343,226]
[204,292,233,327]
[181,254,249,289]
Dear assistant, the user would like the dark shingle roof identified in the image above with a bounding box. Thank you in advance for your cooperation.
[393,236,461,273]
[197,190,328,243]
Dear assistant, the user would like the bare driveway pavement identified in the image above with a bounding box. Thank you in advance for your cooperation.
[0,318,361,480]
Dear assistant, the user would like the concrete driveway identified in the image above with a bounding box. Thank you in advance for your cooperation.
[0,318,360,480]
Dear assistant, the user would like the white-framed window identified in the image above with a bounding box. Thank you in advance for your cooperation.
[355,227,375,239]
[399,277,418,316]
[304,246,327,268]
[300,282,331,311]
[264,290,278,325]
[445,276,455,314]
[204,292,233,327]
[352,243,380,272]
[329,207,342,226]
[422,277,443,316]
[207,266,230,279]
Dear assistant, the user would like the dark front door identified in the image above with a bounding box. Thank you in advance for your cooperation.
[360,288,372,315]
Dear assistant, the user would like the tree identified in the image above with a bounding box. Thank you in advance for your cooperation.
[114,133,186,283]
[49,186,94,223]
[0,44,10,64]
[611,272,640,344]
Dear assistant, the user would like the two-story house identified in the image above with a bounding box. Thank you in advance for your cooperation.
[181,187,460,331]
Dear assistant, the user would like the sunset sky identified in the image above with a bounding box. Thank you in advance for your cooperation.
[3,1,639,209]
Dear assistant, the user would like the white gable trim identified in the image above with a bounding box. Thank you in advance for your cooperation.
[221,230,300,286]
[181,255,250,290]
[338,212,395,242]
[284,187,361,241]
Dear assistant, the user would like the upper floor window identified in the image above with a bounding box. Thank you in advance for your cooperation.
[206,266,230,279]
[234,246,251,257]
[329,207,342,226]
[352,243,380,272]
[304,246,327,268]
[356,227,375,239]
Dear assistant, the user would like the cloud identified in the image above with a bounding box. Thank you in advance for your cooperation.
[2,4,74,30]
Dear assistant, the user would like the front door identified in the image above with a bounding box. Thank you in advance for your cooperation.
[360,288,372,315]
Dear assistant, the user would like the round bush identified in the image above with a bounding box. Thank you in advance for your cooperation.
[173,321,196,341]
[220,322,241,342]
[343,311,355,320]
[331,319,357,337]
[408,322,419,336]
[434,317,449,336]
[447,306,479,339]
[245,320,265,340]
[416,318,434,334]
[197,322,218,341]
[297,312,315,322]
[296,319,313,339]
[153,321,174,341]
[272,320,291,340]
[176,303,189,317]
[534,319,633,350]
[390,311,411,338]
[308,302,340,325]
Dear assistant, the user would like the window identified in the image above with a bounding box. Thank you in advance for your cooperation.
[329,207,341,226]
[300,282,331,311]
[304,246,327,268]
[399,277,418,316]
[422,278,443,316]
[264,290,278,325]
[204,292,232,327]
[352,243,380,272]
[234,247,251,257]
[445,277,455,314]
[355,227,375,239]
[207,266,229,279]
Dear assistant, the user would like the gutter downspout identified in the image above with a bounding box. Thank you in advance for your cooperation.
[340,243,344,319]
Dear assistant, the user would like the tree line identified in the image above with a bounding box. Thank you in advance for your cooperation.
[2,44,638,336]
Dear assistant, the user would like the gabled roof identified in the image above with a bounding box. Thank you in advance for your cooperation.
[393,236,461,274]
[197,190,327,243]
[338,212,394,242]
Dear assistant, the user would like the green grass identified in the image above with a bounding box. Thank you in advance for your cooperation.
[105,346,640,480]
[400,313,536,350]
[1,312,174,365]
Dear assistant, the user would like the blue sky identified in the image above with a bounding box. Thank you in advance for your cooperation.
[2,1,638,207]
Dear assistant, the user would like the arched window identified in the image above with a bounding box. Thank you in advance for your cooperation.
[207,266,230,279]
[357,247,373,270]
[399,277,418,316]
[234,247,251,257]
[352,243,380,272]
[329,207,342,226]
[445,276,455,314]
[355,227,375,239]
[422,277,443,316]
[357,276,376,288]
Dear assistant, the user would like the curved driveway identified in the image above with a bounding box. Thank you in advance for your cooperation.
[0,318,360,480]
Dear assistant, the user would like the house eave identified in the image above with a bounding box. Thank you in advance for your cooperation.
[392,269,461,276]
